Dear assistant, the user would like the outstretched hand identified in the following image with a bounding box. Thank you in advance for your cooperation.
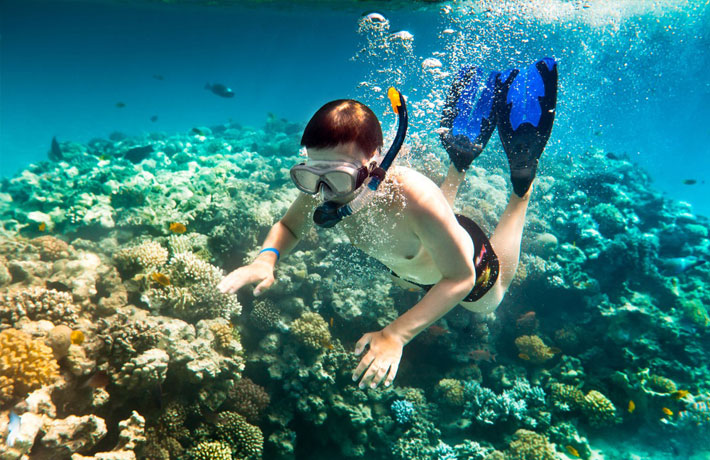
[217,260,274,296]
[352,329,404,389]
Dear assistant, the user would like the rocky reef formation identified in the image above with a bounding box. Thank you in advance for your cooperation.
[0,113,708,459]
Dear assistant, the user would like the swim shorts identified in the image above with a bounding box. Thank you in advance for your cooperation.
[390,214,499,302]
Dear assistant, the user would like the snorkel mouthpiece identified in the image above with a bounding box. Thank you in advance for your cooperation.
[313,87,408,228]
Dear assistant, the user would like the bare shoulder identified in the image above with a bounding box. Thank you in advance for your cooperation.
[388,166,448,213]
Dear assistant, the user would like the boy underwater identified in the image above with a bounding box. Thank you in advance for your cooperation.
[218,57,558,389]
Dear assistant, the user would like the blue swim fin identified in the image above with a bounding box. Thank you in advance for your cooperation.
[440,66,500,172]
[496,57,558,197]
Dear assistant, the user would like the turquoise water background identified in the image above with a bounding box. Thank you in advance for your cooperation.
[1,0,709,215]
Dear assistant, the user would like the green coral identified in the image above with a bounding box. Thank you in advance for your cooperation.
[549,383,585,412]
[505,429,556,460]
[290,312,332,351]
[190,440,232,460]
[590,203,626,236]
[215,411,264,459]
[681,299,710,328]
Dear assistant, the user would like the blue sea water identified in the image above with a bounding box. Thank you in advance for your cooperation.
[1,1,710,459]
[1,0,709,216]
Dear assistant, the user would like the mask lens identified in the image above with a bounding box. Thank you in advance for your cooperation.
[323,171,356,194]
[290,168,320,194]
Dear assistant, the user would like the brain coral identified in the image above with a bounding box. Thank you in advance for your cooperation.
[0,328,59,404]
[290,312,332,351]
[0,287,79,327]
[514,335,555,364]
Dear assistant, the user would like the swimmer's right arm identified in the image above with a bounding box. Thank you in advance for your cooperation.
[217,193,318,295]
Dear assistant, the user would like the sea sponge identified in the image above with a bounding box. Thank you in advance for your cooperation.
[227,377,270,423]
[505,429,556,460]
[514,335,555,364]
[435,378,465,406]
[0,328,59,404]
[290,312,332,351]
[0,287,79,327]
[31,235,70,261]
[190,441,233,460]
[581,390,618,428]
[215,411,264,459]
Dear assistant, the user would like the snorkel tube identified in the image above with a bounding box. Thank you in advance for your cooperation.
[313,87,408,228]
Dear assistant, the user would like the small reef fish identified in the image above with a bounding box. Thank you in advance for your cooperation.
[82,370,110,389]
[606,152,619,160]
[682,179,697,185]
[329,317,334,328]
[628,400,636,413]
[548,347,562,354]
[152,74,164,80]
[426,325,449,337]
[662,407,673,416]
[672,390,690,400]
[565,445,580,457]
[115,102,126,108]
[169,222,187,234]
[661,257,707,275]
[50,136,63,161]
[205,83,235,98]
[518,353,531,361]
[71,330,85,345]
[6,411,20,447]
[151,272,171,287]
[123,145,154,164]
[468,349,496,363]
[150,115,158,122]
[38,222,46,232]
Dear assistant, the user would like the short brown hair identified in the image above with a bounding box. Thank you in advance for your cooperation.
[301,99,383,158]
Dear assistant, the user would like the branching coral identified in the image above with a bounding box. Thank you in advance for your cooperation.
[463,379,546,429]
[514,335,555,364]
[148,251,241,322]
[0,287,79,327]
[290,311,332,351]
[0,328,59,405]
[214,411,264,459]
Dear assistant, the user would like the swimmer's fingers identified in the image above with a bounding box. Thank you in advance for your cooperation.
[369,361,392,389]
[383,361,399,388]
[352,349,375,385]
[253,274,275,297]
[354,333,373,355]
[217,269,248,294]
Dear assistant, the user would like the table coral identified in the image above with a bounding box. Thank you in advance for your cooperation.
[0,328,59,405]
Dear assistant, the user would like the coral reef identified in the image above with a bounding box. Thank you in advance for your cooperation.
[289,311,332,351]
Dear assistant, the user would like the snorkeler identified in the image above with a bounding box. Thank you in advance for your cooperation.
[218,57,558,389]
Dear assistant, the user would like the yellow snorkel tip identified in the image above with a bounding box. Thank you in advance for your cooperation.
[388,87,401,114]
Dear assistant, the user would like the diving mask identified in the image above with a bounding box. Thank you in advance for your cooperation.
[290,160,371,199]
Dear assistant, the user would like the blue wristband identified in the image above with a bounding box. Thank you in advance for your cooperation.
[259,247,280,261]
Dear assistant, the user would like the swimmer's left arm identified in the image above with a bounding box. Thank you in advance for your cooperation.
[352,185,476,388]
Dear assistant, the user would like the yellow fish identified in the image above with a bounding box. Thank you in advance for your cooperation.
[38,222,46,232]
[70,330,85,345]
[672,390,690,400]
[549,347,562,354]
[565,445,580,457]
[329,317,334,327]
[662,407,673,416]
[169,222,187,234]
[628,400,635,413]
[518,353,530,361]
[151,272,171,287]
